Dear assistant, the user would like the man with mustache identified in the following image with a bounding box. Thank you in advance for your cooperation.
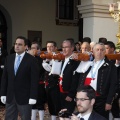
[71,85,107,120]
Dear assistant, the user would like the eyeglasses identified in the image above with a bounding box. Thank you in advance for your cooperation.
[75,98,90,102]
[62,46,71,49]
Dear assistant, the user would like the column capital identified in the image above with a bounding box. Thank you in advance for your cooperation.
[78,3,111,18]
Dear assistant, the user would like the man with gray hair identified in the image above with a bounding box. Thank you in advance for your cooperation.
[73,43,117,119]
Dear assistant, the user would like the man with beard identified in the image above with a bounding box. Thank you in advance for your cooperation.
[71,85,107,120]
[73,43,117,119]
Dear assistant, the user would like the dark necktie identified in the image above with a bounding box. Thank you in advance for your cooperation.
[80,118,84,120]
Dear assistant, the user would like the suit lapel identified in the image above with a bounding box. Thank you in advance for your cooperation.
[63,59,71,73]
[88,111,94,120]
[12,54,16,76]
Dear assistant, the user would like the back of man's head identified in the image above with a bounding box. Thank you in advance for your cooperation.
[82,37,91,44]
[98,37,107,44]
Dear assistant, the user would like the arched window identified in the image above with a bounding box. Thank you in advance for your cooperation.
[0,10,7,49]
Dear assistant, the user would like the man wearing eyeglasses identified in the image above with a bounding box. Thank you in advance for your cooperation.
[59,38,79,115]
[73,43,117,119]
[71,85,107,120]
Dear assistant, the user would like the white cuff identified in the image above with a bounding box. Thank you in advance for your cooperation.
[1,96,6,104]
[1,65,4,69]
[29,99,36,105]
[115,64,120,67]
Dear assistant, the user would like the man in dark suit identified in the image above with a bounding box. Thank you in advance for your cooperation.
[59,38,79,114]
[0,38,8,106]
[29,41,47,120]
[73,43,117,119]
[0,36,39,120]
[71,85,107,120]
[105,41,120,119]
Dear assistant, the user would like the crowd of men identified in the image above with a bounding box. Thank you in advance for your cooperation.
[0,36,120,120]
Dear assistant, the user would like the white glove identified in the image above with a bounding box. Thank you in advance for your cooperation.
[1,65,4,69]
[29,99,36,105]
[1,96,6,104]
[42,62,52,72]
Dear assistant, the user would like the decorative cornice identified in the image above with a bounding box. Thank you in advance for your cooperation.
[77,4,112,18]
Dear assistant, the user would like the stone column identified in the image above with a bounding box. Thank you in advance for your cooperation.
[78,0,118,44]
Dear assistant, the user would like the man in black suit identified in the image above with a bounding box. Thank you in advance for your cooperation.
[29,41,47,120]
[105,41,120,119]
[0,36,39,120]
[59,38,79,114]
[73,43,117,119]
[0,38,8,106]
[71,85,107,120]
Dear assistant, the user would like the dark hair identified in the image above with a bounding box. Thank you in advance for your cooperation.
[105,41,115,50]
[63,38,75,47]
[26,39,31,48]
[31,41,41,50]
[46,41,57,47]
[75,42,80,45]
[15,36,27,45]
[77,85,96,100]
[83,37,91,43]
[98,37,107,44]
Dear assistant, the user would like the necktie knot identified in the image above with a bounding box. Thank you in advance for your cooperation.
[17,55,21,60]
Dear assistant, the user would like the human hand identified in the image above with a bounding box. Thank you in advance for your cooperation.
[71,114,79,120]
[65,96,72,102]
[71,53,78,60]
[105,104,112,111]
[115,59,120,66]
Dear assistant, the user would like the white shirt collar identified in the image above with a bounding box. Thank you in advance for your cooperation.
[65,55,72,61]
[15,52,25,61]
[77,112,91,120]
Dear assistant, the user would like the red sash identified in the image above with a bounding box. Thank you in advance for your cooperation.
[59,77,68,93]
[84,77,94,85]
[84,77,100,96]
